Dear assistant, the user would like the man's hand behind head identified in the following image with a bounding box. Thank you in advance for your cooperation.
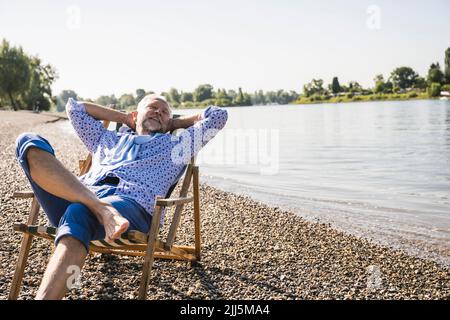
[125,111,137,131]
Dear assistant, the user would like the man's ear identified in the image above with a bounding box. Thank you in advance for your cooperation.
[132,111,138,122]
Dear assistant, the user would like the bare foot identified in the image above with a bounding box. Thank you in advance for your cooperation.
[92,202,129,241]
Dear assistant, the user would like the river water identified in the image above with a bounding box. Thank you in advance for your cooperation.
[61,99,450,265]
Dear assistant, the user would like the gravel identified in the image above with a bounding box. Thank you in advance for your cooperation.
[0,110,449,300]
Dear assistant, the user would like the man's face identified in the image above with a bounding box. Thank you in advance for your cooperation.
[136,99,171,134]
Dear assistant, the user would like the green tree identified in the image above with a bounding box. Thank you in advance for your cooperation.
[22,56,58,111]
[428,82,441,97]
[331,77,341,95]
[445,47,450,83]
[194,84,213,102]
[180,91,193,102]
[303,79,324,97]
[252,90,266,105]
[243,92,252,106]
[384,81,393,93]
[215,89,232,106]
[373,74,385,93]
[135,89,146,103]
[348,81,362,93]
[232,87,252,106]
[96,95,118,106]
[276,89,297,104]
[413,76,427,90]
[56,90,79,111]
[289,91,299,102]
[168,88,180,104]
[277,90,290,104]
[0,39,31,110]
[160,91,169,102]
[339,84,348,93]
[118,93,136,109]
[427,62,445,85]
[265,91,277,103]
[227,89,237,102]
[214,88,223,99]
[233,87,245,106]
[389,66,419,90]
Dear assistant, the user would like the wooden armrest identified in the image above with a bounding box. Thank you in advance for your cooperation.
[13,191,35,199]
[156,196,194,207]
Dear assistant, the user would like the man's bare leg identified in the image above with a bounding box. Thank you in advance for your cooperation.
[26,147,128,240]
[35,236,87,300]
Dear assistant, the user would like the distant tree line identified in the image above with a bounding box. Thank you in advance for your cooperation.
[55,85,300,111]
[1,37,449,111]
[301,47,450,101]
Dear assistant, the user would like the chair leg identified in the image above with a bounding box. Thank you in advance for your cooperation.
[8,197,41,300]
[138,204,162,300]
[192,166,201,261]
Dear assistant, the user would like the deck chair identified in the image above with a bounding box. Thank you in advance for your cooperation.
[8,117,201,300]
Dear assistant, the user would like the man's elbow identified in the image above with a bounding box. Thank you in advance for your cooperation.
[65,97,75,113]
[200,105,228,130]
[219,108,228,119]
[217,108,228,129]
[65,98,84,116]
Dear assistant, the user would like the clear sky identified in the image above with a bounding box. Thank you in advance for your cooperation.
[0,0,449,99]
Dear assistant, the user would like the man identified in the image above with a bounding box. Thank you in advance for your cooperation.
[15,94,228,299]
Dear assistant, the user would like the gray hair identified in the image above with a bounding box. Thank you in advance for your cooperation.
[137,94,172,117]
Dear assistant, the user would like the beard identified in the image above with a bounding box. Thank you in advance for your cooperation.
[141,118,163,134]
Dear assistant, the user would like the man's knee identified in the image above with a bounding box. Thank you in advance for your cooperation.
[60,203,99,235]
[15,132,54,163]
[57,234,87,250]
[62,203,93,224]
[55,234,89,257]
[57,203,97,253]
[15,132,38,157]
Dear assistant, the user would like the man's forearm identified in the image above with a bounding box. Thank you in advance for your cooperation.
[81,102,128,124]
[171,113,202,131]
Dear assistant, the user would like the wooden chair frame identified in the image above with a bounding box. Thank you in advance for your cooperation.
[8,119,201,300]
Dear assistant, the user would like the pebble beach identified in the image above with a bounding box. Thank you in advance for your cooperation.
[0,110,448,300]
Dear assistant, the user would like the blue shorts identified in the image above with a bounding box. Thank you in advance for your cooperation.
[15,132,152,252]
